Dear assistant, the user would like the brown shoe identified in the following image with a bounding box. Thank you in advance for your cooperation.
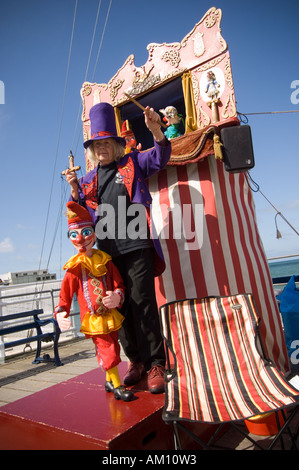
[123,362,145,386]
[147,365,165,394]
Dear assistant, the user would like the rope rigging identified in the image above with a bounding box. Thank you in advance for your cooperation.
[246,172,299,239]
[71,0,113,155]
[38,0,113,280]
[37,0,78,274]
[238,110,299,124]
[91,0,113,82]
[70,0,103,152]
[29,0,79,314]
[240,108,299,240]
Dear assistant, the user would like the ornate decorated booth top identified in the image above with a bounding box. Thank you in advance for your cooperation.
[80,7,237,168]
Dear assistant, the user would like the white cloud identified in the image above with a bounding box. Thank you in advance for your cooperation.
[0,237,14,253]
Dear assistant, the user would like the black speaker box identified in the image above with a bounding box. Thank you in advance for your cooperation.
[220,125,255,173]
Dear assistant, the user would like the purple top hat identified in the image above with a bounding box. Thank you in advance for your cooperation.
[83,102,126,149]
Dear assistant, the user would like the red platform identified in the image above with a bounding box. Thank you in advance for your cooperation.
[0,362,174,450]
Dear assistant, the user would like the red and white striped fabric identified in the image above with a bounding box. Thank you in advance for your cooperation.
[159,294,299,423]
[148,156,289,372]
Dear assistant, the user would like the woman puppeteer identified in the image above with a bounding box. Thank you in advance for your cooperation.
[65,102,171,393]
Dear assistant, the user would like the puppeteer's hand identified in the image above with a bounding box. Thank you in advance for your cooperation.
[102,291,121,309]
[65,168,79,201]
[56,311,72,331]
[144,106,165,143]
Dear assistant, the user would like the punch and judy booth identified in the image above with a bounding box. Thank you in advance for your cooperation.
[80,7,289,373]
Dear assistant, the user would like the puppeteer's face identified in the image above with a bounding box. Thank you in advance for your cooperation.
[93,138,115,166]
[68,226,96,254]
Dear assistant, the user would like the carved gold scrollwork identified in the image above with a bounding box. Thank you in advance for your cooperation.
[147,44,156,61]
[224,59,234,89]
[83,127,88,142]
[126,65,160,96]
[197,106,211,129]
[196,55,224,73]
[82,84,92,96]
[205,14,216,28]
[205,12,217,28]
[191,73,200,105]
[162,49,181,68]
[109,79,124,102]
[204,7,221,28]
[222,93,237,119]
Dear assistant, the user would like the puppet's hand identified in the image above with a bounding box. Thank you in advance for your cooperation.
[56,311,72,331]
[102,291,121,309]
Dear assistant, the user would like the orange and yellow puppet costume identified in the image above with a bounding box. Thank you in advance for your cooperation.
[54,201,134,401]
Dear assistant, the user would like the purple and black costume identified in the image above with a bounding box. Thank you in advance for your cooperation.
[73,138,171,372]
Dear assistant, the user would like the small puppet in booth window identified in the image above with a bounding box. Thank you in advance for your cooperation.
[159,106,185,140]
[121,120,142,154]
[54,201,134,402]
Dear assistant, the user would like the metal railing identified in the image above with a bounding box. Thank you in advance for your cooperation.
[0,280,82,363]
[1,259,298,363]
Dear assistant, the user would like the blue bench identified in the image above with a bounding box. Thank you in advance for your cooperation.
[0,309,62,366]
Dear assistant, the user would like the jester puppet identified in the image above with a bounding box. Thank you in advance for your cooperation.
[54,201,134,402]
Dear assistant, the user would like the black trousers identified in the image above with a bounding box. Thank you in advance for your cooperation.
[113,248,165,371]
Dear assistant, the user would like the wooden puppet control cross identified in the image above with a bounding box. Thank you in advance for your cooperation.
[62,151,81,175]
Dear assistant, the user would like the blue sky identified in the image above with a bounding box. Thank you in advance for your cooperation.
[0,0,298,278]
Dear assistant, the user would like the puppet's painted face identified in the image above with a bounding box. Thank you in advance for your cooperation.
[68,225,96,254]
[125,136,137,149]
